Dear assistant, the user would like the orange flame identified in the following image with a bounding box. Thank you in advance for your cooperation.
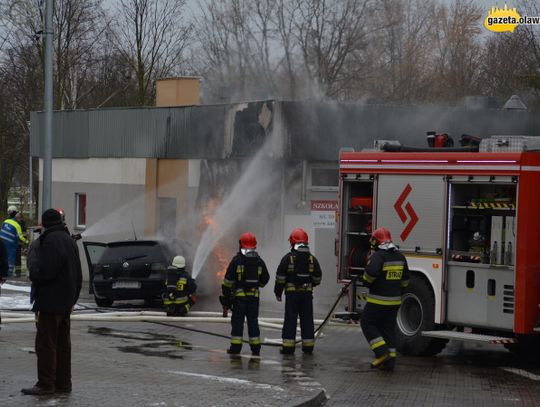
[214,246,229,279]
[200,197,230,281]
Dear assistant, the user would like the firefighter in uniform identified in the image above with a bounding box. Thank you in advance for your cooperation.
[361,227,410,371]
[274,228,322,354]
[163,256,197,316]
[222,232,270,356]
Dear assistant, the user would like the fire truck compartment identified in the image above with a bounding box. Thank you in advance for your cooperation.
[446,181,517,330]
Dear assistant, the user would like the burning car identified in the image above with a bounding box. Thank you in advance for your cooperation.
[82,240,174,307]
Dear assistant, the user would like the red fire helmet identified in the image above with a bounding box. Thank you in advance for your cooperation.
[239,232,257,249]
[289,228,309,245]
[371,227,392,245]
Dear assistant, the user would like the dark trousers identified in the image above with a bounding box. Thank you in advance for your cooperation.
[360,303,399,358]
[35,312,72,391]
[230,299,261,353]
[282,292,315,353]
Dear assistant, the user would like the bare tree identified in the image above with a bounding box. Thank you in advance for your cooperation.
[294,0,372,100]
[195,0,280,102]
[368,0,437,104]
[430,0,483,102]
[2,0,108,110]
[113,0,192,106]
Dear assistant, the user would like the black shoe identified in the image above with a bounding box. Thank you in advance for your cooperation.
[251,350,260,356]
[280,348,295,355]
[302,348,313,354]
[21,386,55,395]
[227,348,241,355]
[55,387,72,394]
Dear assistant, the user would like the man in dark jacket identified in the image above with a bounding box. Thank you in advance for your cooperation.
[361,227,410,372]
[222,232,270,356]
[274,228,322,354]
[21,209,82,395]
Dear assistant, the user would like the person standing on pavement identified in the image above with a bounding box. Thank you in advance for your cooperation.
[21,209,82,395]
[0,206,28,277]
[360,227,409,371]
[222,232,270,356]
[0,238,8,327]
[274,228,322,355]
[15,212,27,277]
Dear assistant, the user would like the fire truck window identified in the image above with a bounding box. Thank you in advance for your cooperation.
[449,183,516,265]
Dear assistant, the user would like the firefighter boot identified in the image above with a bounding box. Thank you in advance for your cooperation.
[379,356,396,372]
[370,353,390,369]
[280,339,296,354]
[227,346,241,355]
[379,349,397,371]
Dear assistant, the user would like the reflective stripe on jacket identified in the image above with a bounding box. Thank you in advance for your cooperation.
[363,249,410,306]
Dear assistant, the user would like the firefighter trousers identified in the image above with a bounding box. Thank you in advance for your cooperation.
[282,291,315,353]
[229,298,261,354]
[360,303,399,359]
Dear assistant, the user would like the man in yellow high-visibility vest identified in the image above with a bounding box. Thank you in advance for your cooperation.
[0,206,28,277]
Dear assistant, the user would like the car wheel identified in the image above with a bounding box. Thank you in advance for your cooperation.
[395,274,448,356]
[94,295,113,307]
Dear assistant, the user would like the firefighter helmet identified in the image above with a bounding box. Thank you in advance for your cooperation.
[172,255,186,269]
[55,208,66,222]
[239,232,257,249]
[7,205,18,216]
[288,228,309,246]
[371,227,393,245]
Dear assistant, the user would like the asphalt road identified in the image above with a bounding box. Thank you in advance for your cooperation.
[1,281,540,407]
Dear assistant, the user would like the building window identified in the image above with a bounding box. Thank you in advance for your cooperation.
[76,193,86,229]
[310,166,339,191]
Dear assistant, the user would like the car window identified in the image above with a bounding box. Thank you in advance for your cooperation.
[85,243,107,266]
[100,243,167,264]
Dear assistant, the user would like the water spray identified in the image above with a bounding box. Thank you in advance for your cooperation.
[191,122,282,279]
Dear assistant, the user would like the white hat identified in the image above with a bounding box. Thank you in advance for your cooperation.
[172,255,185,269]
[7,205,18,215]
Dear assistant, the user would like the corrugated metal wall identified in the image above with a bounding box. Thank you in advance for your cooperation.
[30,102,540,160]
[31,105,228,159]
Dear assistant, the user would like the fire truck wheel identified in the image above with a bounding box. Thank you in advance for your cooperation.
[94,295,114,308]
[395,275,448,356]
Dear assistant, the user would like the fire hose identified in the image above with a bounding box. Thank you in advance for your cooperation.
[1,280,358,347]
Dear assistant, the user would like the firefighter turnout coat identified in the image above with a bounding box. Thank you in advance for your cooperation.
[163,267,197,316]
[361,245,410,368]
[274,245,322,353]
[222,250,270,354]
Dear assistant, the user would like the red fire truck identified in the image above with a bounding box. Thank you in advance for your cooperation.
[337,136,540,356]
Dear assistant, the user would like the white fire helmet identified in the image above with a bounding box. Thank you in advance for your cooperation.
[172,255,186,269]
[7,205,18,216]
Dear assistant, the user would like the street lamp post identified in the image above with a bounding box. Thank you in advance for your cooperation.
[42,0,54,211]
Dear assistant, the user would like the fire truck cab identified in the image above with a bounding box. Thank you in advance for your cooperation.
[337,136,540,356]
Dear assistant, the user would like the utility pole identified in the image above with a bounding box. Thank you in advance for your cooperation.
[42,0,54,211]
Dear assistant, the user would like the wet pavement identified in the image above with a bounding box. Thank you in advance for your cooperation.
[2,280,540,406]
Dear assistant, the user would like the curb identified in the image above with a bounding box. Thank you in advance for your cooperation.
[290,389,327,407]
